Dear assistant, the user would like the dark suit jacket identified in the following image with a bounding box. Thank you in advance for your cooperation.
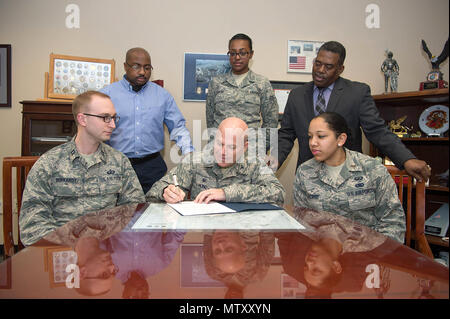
[277,77,415,169]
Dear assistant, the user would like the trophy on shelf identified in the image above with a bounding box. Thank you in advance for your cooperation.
[420,38,449,90]
[388,115,412,137]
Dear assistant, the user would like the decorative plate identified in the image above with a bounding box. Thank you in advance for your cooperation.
[419,105,449,136]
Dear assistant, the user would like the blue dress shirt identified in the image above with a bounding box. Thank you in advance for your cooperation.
[313,82,335,116]
[101,231,185,284]
[100,77,194,158]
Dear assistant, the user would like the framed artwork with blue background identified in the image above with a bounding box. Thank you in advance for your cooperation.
[183,53,230,101]
[180,244,225,287]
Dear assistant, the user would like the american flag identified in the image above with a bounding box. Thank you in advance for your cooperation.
[289,56,306,69]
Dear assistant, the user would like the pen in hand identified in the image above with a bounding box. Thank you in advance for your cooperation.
[172,174,183,199]
[173,174,179,188]
[164,174,185,203]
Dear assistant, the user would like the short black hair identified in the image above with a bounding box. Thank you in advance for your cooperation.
[229,33,253,51]
[316,112,352,147]
[318,41,346,65]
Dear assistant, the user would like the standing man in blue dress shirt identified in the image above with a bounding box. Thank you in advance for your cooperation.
[101,47,194,194]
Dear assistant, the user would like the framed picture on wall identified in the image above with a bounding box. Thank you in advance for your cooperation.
[0,44,12,108]
[281,273,307,299]
[287,40,324,73]
[44,246,77,288]
[180,244,225,287]
[47,53,116,100]
[183,53,231,102]
[270,80,305,115]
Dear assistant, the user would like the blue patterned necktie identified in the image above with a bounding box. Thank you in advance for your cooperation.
[316,88,326,114]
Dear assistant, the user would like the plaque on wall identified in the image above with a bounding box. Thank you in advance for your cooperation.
[47,53,115,100]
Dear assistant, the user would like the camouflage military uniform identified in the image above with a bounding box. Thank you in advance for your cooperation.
[147,150,285,206]
[42,204,139,247]
[206,70,279,150]
[291,207,391,253]
[19,140,145,246]
[293,149,405,243]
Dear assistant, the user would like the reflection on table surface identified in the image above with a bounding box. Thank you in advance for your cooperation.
[0,203,448,299]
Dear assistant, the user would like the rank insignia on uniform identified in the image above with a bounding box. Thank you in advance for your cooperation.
[355,183,364,188]
[107,169,115,174]
[354,176,363,181]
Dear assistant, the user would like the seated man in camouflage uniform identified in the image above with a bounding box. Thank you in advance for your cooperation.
[147,117,285,206]
[19,91,145,246]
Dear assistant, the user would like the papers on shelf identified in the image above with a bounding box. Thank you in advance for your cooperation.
[131,203,305,231]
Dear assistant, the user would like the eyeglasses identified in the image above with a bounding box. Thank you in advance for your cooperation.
[227,51,250,58]
[83,113,120,124]
[84,265,119,280]
[125,62,153,72]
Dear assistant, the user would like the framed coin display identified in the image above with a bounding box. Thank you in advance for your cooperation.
[44,246,77,287]
[48,53,115,100]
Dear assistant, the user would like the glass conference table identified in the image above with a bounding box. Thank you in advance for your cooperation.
[0,202,448,300]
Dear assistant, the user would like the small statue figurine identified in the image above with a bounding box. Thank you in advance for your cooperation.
[381,50,399,93]
[421,38,449,81]
[388,115,411,137]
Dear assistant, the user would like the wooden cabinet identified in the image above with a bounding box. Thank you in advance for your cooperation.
[21,100,75,156]
[369,89,449,247]
[369,89,448,188]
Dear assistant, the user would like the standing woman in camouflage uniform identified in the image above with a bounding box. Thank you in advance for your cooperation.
[293,112,405,243]
[206,33,279,154]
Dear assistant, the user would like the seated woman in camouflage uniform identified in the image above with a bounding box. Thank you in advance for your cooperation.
[293,112,405,243]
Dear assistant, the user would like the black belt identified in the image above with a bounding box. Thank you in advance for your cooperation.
[128,152,159,165]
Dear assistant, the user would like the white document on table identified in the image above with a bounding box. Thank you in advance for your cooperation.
[131,203,305,231]
[131,204,180,230]
[167,201,235,216]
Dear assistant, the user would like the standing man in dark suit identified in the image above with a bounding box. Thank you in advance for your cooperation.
[277,41,431,182]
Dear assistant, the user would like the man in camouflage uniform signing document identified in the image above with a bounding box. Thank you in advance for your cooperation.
[147,117,285,206]
[20,91,145,246]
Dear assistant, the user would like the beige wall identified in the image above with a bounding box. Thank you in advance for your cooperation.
[1,0,449,211]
